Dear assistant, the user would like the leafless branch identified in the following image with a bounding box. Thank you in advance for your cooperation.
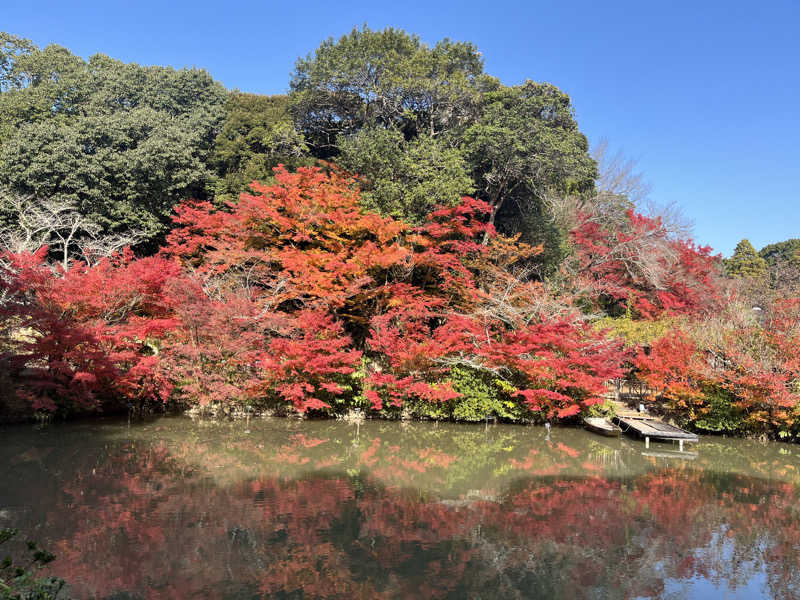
[592,138,651,205]
[0,188,144,269]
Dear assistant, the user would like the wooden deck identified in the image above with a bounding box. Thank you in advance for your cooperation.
[604,381,699,450]
[613,415,698,450]
[613,415,699,441]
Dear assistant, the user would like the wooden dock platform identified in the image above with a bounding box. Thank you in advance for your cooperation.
[612,415,698,450]
[603,383,699,450]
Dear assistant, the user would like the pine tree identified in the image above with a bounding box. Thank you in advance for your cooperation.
[726,239,768,278]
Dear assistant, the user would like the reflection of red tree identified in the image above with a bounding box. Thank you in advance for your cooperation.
[12,433,797,599]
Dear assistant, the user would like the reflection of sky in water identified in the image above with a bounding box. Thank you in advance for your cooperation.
[661,574,769,600]
[1,416,799,599]
[644,533,771,600]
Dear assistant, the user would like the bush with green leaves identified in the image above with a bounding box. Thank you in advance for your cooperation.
[399,366,525,422]
[693,386,746,433]
[0,529,64,600]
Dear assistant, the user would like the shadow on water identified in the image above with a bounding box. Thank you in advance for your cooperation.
[1,416,800,599]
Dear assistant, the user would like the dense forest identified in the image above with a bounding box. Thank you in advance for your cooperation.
[1,27,799,439]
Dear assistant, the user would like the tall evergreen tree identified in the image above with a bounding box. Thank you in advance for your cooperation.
[726,239,768,278]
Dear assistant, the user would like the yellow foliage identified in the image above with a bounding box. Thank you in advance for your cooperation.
[594,315,681,348]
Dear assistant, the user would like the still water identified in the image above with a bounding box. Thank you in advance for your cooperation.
[1,416,799,599]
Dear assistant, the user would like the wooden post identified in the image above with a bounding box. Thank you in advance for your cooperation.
[645,437,650,448]
[679,439,684,452]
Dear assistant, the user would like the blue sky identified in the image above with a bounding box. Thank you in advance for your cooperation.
[4,0,798,256]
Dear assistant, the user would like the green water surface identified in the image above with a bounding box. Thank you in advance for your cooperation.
[1,416,799,599]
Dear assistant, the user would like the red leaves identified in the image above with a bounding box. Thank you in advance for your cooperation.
[365,373,461,411]
[489,321,622,418]
[567,207,800,437]
[0,249,184,413]
[571,209,720,319]
[515,390,575,414]
[634,306,800,435]
[366,286,623,419]
[255,311,361,413]
[165,166,410,312]
[1,165,626,420]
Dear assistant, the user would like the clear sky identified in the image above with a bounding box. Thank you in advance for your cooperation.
[4,0,798,256]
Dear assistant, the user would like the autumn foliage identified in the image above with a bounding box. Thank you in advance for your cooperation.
[570,209,719,318]
[2,164,800,437]
[0,248,180,413]
[0,166,622,421]
[634,298,800,436]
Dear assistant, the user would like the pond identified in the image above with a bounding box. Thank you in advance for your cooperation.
[1,416,799,599]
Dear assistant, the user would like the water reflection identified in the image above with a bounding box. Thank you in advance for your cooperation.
[1,417,799,599]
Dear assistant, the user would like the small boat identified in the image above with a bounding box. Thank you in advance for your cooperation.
[583,417,622,437]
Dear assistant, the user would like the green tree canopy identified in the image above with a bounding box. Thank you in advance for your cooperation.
[211,93,310,201]
[464,81,596,226]
[758,238,800,292]
[0,32,35,93]
[463,81,596,269]
[290,25,490,155]
[0,27,598,268]
[0,35,228,243]
[726,239,768,278]
[337,126,474,223]
[760,238,800,267]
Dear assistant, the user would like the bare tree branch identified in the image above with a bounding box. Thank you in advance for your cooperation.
[0,188,144,269]
[592,138,651,205]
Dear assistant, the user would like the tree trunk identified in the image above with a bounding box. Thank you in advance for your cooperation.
[482,191,504,245]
